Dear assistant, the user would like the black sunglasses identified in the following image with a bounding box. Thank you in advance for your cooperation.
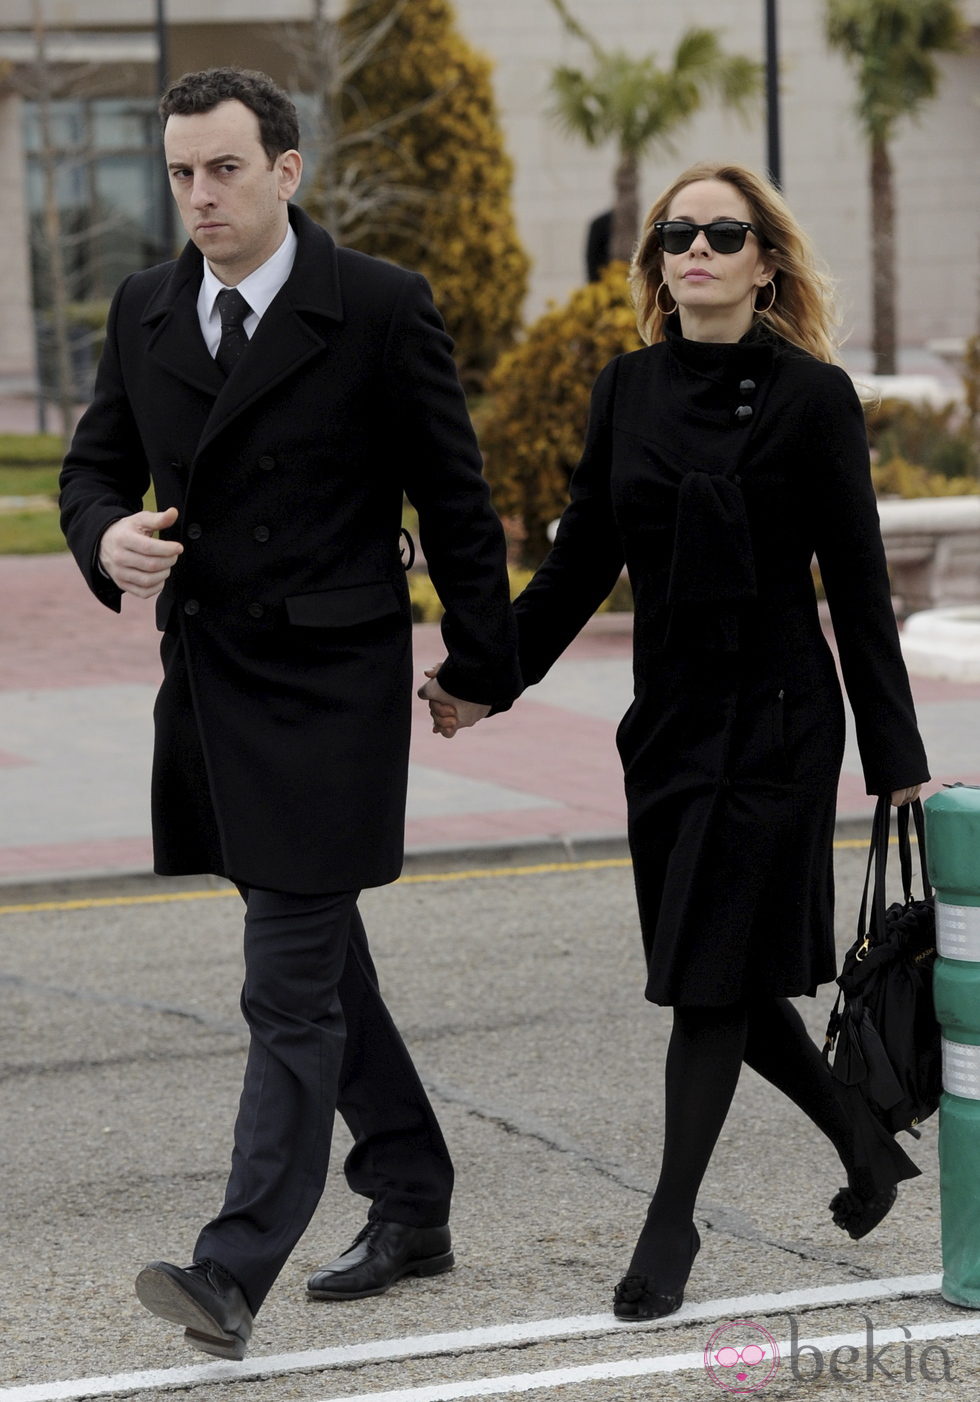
[654,220,760,255]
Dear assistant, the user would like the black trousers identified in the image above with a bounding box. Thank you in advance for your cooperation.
[193,886,454,1313]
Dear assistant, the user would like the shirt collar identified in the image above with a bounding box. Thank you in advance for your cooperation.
[201,223,298,324]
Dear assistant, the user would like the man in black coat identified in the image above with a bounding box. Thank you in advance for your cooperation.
[59,67,519,1362]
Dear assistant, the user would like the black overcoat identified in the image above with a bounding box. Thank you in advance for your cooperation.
[514,322,929,1007]
[60,206,519,894]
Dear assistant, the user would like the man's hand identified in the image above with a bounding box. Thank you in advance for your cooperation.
[99,506,183,598]
[417,665,489,738]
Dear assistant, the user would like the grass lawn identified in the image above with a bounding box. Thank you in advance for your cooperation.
[0,509,66,554]
[0,463,63,553]
[0,466,60,496]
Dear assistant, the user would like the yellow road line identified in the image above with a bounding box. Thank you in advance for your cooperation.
[0,887,239,916]
[0,840,892,916]
[0,859,633,915]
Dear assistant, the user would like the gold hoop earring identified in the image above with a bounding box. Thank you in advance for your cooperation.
[655,282,677,316]
[754,280,776,314]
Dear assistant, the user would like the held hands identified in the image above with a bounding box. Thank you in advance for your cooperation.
[99,506,183,598]
[417,664,489,738]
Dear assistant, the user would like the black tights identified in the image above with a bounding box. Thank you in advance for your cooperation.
[628,996,855,1283]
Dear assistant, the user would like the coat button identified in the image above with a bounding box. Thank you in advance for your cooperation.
[258,455,275,471]
[735,404,753,421]
[183,599,200,616]
[739,379,756,394]
[186,523,202,540]
[252,525,270,543]
[247,603,265,619]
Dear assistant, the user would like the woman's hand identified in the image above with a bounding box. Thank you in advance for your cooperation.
[890,785,921,807]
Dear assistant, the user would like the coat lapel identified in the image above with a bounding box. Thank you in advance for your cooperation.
[195,207,345,457]
[139,206,346,455]
[141,243,225,398]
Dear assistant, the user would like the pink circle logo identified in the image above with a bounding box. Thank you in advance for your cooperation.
[704,1320,781,1393]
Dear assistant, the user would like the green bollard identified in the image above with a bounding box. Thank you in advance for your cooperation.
[927,784,980,1308]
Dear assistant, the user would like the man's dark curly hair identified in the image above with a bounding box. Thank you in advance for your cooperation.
[159,67,300,163]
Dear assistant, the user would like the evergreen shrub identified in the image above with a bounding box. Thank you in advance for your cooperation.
[867,396,978,482]
[480,261,642,564]
[338,0,528,384]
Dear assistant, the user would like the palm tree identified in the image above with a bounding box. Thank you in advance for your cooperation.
[826,0,966,375]
[547,0,762,264]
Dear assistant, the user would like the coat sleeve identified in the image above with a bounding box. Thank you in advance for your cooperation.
[510,356,626,688]
[59,275,151,612]
[807,365,929,795]
[384,273,520,709]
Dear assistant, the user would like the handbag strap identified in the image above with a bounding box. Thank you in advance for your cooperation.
[870,795,891,946]
[857,796,932,958]
[894,798,932,902]
[827,795,930,1059]
[855,795,887,956]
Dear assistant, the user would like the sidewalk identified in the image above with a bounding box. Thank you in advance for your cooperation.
[1,552,979,889]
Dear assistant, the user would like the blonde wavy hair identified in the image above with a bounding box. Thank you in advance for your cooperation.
[630,162,839,363]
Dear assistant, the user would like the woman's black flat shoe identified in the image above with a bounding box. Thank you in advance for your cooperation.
[613,1225,700,1320]
[829,1183,898,1240]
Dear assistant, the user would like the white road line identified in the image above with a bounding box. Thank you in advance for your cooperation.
[0,1274,944,1402]
[305,1318,980,1402]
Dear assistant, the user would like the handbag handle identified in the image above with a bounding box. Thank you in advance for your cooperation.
[856,796,931,959]
[893,798,931,905]
[855,796,887,957]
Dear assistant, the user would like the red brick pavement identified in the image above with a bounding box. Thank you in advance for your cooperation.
[1,554,163,690]
[1,554,978,884]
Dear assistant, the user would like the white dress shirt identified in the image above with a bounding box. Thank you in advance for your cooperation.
[197,223,298,355]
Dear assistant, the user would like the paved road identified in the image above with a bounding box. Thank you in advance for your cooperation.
[1,849,973,1402]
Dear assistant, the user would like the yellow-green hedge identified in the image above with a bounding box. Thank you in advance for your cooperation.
[333,0,528,385]
[873,456,980,498]
[480,261,642,564]
[408,566,632,622]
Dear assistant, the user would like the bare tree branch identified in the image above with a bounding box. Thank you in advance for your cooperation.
[273,1,454,242]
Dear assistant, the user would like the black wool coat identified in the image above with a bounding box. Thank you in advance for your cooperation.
[514,322,929,1007]
[60,206,520,894]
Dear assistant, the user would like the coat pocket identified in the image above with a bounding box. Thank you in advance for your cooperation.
[284,581,401,629]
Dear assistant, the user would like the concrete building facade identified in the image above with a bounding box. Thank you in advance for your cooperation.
[1,0,979,394]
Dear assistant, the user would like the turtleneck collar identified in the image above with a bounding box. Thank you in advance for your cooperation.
[663,313,777,381]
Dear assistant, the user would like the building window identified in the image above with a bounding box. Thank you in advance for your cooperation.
[23,96,166,312]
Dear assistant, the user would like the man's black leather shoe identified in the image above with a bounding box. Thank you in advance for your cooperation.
[307,1219,454,1300]
[135,1258,253,1360]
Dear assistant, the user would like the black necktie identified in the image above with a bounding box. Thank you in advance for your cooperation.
[214,287,252,376]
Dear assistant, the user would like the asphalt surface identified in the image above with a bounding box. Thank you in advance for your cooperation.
[1,850,975,1402]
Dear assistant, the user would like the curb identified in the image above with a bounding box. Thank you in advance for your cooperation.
[0,834,633,908]
[0,817,878,907]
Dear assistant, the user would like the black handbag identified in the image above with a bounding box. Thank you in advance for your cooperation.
[823,796,940,1189]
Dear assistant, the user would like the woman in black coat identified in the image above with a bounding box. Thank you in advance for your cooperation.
[428,162,929,1317]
